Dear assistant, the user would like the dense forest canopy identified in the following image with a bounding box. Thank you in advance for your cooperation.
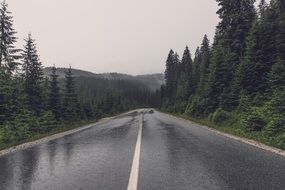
[159,0,285,148]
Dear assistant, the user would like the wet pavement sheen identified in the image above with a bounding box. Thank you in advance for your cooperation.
[1,110,285,190]
[0,113,139,190]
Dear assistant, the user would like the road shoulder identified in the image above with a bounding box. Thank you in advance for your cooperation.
[158,111,285,157]
[0,110,139,157]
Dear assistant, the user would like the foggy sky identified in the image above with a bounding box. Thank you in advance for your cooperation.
[7,0,260,75]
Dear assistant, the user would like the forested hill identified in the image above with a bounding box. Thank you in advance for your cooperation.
[43,67,164,91]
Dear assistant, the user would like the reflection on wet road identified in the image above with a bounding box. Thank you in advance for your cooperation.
[139,112,285,190]
[0,112,140,190]
[1,110,285,190]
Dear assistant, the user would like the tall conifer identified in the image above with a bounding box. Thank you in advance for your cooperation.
[63,66,80,121]
[208,0,256,111]
[22,34,43,114]
[49,65,61,120]
[0,0,21,123]
[0,0,20,74]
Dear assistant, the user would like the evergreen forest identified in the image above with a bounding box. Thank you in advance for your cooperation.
[0,1,156,149]
[1,0,285,150]
[159,0,285,149]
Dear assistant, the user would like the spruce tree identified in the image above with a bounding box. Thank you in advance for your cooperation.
[42,76,50,111]
[164,50,175,105]
[192,47,201,93]
[49,66,61,120]
[258,0,268,16]
[181,46,193,100]
[266,0,285,129]
[82,101,94,119]
[175,47,192,112]
[240,1,280,97]
[269,60,285,91]
[197,35,210,96]
[0,1,21,124]
[0,0,20,74]
[0,74,23,124]
[207,44,231,112]
[275,0,285,77]
[215,0,256,57]
[63,66,80,121]
[172,52,180,103]
[22,34,43,114]
[208,0,256,111]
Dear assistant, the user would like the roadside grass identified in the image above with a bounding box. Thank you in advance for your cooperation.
[0,119,96,151]
[0,109,138,152]
[162,111,285,151]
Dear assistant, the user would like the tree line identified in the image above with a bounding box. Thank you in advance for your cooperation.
[0,1,153,146]
[159,0,285,148]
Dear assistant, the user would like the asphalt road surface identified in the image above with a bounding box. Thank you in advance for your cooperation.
[0,110,285,190]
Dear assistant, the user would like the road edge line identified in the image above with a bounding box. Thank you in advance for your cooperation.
[127,113,143,190]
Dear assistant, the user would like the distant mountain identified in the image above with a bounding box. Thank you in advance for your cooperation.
[43,67,99,78]
[43,67,164,91]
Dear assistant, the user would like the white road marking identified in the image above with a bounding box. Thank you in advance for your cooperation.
[127,114,143,190]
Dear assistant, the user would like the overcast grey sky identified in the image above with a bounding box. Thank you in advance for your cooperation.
[7,0,262,75]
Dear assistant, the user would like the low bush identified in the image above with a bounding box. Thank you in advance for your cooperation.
[0,110,57,145]
[186,96,208,118]
[264,117,285,136]
[173,101,187,114]
[211,108,230,125]
[242,108,267,132]
[276,134,285,149]
[38,112,57,133]
[0,125,17,144]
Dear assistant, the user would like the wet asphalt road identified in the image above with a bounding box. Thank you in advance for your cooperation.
[0,110,285,190]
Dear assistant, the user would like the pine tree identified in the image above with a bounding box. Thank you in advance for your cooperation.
[0,0,20,74]
[63,66,80,121]
[0,74,24,124]
[49,65,61,120]
[180,47,192,73]
[197,35,210,96]
[240,0,280,98]
[172,52,180,103]
[269,60,285,91]
[207,44,231,112]
[186,36,212,117]
[192,47,201,93]
[22,33,43,114]
[0,1,21,124]
[173,53,180,74]
[175,47,192,112]
[266,0,285,133]
[42,76,50,111]
[182,46,193,98]
[208,0,256,111]
[215,0,256,57]
[275,0,285,82]
[164,50,176,105]
[258,0,268,16]
[82,101,94,119]
[179,47,193,100]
